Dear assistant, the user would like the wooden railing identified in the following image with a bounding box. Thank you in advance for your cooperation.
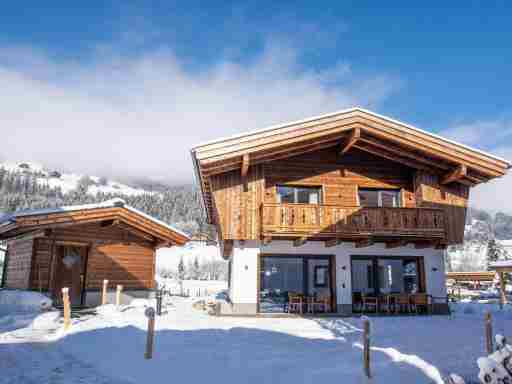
[261,203,446,239]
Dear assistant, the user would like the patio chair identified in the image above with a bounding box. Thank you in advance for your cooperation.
[362,293,378,313]
[395,294,411,313]
[352,292,363,312]
[288,292,303,314]
[411,293,432,314]
[307,294,330,314]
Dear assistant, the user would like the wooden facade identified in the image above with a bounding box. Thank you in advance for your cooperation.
[0,200,189,305]
[192,108,510,254]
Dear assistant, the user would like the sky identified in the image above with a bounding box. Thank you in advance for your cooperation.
[0,1,511,211]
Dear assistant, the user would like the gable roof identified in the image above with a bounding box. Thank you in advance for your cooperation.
[0,198,190,246]
[191,107,511,223]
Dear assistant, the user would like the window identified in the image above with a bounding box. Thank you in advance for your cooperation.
[358,189,401,208]
[314,266,328,287]
[277,186,321,204]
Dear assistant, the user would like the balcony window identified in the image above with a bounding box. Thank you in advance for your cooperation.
[277,185,321,204]
[358,189,401,208]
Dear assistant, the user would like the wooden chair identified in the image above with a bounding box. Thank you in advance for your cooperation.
[308,295,330,314]
[352,292,363,313]
[411,293,432,314]
[362,294,378,313]
[288,293,303,314]
[395,294,411,313]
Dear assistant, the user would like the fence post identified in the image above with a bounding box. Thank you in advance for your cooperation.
[363,317,371,378]
[102,279,109,305]
[156,289,162,316]
[116,285,123,307]
[485,311,493,354]
[62,287,71,330]
[144,307,156,359]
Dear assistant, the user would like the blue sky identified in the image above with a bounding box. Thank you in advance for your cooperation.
[0,2,511,210]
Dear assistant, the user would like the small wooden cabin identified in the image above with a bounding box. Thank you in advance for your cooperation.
[0,199,189,306]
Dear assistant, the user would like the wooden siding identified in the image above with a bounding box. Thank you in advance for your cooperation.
[21,222,157,292]
[414,171,468,244]
[208,146,468,245]
[4,237,34,289]
[86,243,155,290]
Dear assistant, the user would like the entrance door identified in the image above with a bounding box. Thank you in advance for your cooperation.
[53,245,87,306]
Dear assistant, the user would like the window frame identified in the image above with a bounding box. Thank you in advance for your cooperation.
[357,188,402,208]
[276,185,323,205]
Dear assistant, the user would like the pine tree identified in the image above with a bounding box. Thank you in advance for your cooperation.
[178,257,186,281]
[487,238,505,267]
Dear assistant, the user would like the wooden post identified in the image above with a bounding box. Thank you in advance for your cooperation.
[144,307,156,359]
[102,279,108,305]
[498,272,507,309]
[363,317,371,378]
[62,287,71,330]
[485,311,493,354]
[116,285,123,307]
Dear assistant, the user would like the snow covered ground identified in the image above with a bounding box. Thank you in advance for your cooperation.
[1,294,511,384]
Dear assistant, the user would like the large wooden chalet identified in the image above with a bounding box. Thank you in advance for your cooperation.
[0,199,189,306]
[191,107,510,315]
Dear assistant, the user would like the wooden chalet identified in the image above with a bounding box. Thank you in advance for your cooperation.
[191,107,510,315]
[0,198,189,306]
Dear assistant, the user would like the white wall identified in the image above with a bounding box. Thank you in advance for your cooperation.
[228,240,446,307]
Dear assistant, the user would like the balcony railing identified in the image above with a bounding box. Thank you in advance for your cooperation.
[261,203,446,240]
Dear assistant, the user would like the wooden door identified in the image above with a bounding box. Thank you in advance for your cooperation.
[53,245,86,306]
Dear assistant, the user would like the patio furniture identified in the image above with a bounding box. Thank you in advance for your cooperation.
[362,294,378,313]
[352,292,363,312]
[307,295,330,314]
[395,293,411,313]
[288,292,304,314]
[411,293,432,314]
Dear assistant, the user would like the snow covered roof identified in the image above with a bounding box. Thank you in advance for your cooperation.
[0,198,190,245]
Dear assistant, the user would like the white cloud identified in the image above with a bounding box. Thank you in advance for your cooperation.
[440,119,512,147]
[0,42,399,183]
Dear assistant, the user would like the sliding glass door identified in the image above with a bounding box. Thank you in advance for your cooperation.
[351,256,424,311]
[259,255,333,313]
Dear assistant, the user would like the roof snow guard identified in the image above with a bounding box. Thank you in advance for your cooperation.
[0,198,190,246]
[191,107,511,223]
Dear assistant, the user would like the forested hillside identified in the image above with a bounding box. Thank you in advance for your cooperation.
[0,166,208,236]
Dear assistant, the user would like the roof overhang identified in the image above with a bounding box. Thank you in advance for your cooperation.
[191,107,511,224]
[0,200,190,247]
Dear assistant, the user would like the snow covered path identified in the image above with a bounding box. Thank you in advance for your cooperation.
[1,299,511,384]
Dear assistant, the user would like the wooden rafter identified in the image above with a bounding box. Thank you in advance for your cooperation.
[353,142,433,172]
[241,154,250,177]
[340,127,360,155]
[441,165,467,185]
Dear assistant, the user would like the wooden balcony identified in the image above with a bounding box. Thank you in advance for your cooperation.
[261,203,447,242]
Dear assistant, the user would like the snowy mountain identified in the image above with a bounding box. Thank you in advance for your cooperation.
[0,161,148,196]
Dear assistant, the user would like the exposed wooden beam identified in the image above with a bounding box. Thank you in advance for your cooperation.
[325,239,342,248]
[340,127,360,155]
[262,235,272,246]
[441,164,467,185]
[354,142,433,172]
[354,238,373,248]
[100,219,116,227]
[385,240,406,249]
[414,241,435,249]
[293,236,307,247]
[241,154,250,177]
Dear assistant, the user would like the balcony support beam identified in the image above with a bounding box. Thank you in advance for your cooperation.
[385,240,407,249]
[340,128,360,155]
[293,236,308,247]
[354,238,373,248]
[441,164,467,185]
[325,238,342,248]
